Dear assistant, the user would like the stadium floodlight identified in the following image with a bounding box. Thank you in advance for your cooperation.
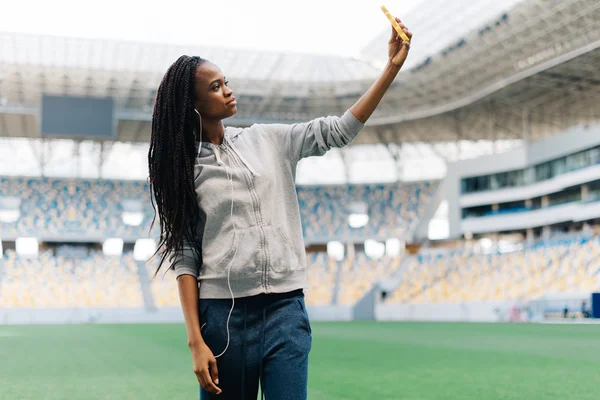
[365,239,385,259]
[385,238,402,257]
[121,199,144,226]
[478,238,494,254]
[479,238,493,247]
[348,201,369,228]
[498,240,523,254]
[122,211,144,227]
[0,196,21,223]
[428,219,449,240]
[133,238,156,261]
[327,241,345,261]
[0,209,20,223]
[16,237,38,257]
[348,213,369,228]
[103,238,124,256]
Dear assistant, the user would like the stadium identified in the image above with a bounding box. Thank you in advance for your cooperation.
[1,0,600,398]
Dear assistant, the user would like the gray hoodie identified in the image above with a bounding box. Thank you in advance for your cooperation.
[172,109,364,299]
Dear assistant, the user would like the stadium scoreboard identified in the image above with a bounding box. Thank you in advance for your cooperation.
[40,95,115,139]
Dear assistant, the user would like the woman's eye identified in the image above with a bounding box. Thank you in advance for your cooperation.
[212,81,228,91]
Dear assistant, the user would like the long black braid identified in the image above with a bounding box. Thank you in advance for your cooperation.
[148,55,207,278]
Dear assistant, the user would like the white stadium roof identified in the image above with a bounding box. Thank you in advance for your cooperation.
[361,0,526,70]
[0,32,381,83]
[0,0,599,183]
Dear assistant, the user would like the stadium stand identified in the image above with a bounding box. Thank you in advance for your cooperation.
[387,236,600,304]
[303,251,404,306]
[3,171,600,311]
[297,181,438,240]
[146,263,180,308]
[0,177,437,308]
[0,177,436,242]
[336,253,403,305]
[0,177,154,239]
[0,250,143,308]
[304,252,338,307]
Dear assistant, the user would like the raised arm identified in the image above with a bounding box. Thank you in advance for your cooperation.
[259,16,412,164]
[350,16,412,123]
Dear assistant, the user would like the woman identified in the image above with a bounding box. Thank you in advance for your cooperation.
[148,17,412,400]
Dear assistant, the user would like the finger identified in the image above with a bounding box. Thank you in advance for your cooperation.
[391,17,409,42]
[196,372,206,390]
[397,22,412,40]
[202,369,222,394]
[209,358,220,387]
[389,24,398,42]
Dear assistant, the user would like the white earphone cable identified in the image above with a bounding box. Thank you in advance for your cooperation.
[213,138,237,359]
[195,110,237,359]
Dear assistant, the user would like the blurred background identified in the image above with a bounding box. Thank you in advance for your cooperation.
[1,0,600,399]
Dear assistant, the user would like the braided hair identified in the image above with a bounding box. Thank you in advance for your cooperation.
[148,55,207,278]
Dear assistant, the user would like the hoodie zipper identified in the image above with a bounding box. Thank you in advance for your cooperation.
[222,140,269,292]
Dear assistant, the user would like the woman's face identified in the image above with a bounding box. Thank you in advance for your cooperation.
[194,62,237,120]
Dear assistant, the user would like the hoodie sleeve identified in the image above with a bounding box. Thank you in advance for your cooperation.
[258,109,364,164]
[169,240,201,279]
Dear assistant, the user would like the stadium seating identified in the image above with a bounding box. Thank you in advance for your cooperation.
[0,177,439,308]
[146,262,181,308]
[0,249,143,308]
[0,177,154,239]
[304,252,339,306]
[336,253,402,305]
[387,236,600,304]
[3,235,598,309]
[297,181,438,240]
[0,177,437,242]
[303,251,403,306]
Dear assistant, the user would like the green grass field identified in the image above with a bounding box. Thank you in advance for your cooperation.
[0,322,598,400]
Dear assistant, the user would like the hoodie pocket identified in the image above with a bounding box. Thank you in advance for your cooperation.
[267,226,304,273]
[213,230,245,271]
[201,226,263,278]
[201,229,243,277]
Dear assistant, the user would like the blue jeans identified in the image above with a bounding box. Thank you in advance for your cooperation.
[199,289,312,400]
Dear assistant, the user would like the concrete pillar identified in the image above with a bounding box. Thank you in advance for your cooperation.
[582,184,589,201]
[583,223,592,236]
[542,226,551,241]
[526,228,534,244]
